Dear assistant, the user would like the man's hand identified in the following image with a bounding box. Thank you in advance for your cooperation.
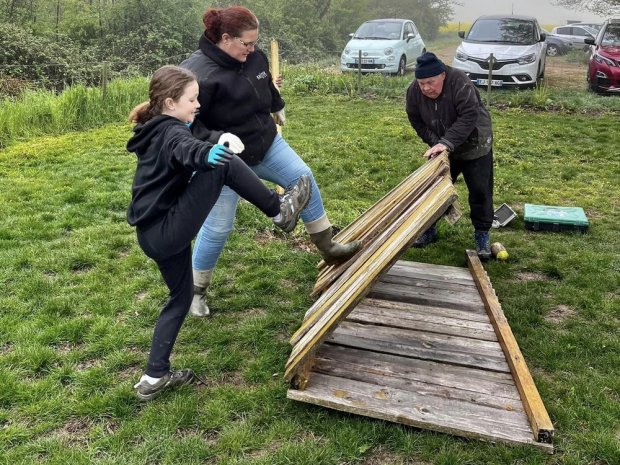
[272,109,286,126]
[423,143,448,159]
[217,133,244,154]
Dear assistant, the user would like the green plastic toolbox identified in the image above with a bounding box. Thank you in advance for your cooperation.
[524,204,589,233]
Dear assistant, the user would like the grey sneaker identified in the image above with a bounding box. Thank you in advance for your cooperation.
[273,175,312,233]
[134,369,195,401]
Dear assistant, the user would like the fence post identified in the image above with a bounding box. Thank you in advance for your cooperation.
[486,53,494,106]
[357,50,362,95]
[101,62,109,99]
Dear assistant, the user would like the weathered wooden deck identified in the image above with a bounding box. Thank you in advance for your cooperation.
[288,260,553,452]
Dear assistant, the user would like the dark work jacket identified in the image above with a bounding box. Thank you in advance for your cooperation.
[405,66,493,161]
[126,115,215,229]
[180,34,285,166]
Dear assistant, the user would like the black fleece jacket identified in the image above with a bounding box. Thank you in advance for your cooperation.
[180,34,285,166]
[406,66,493,161]
[126,115,215,229]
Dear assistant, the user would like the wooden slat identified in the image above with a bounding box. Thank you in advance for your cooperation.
[316,343,520,398]
[389,260,474,281]
[368,281,485,313]
[360,297,490,323]
[288,373,552,452]
[315,357,524,412]
[348,305,498,341]
[466,251,554,444]
[328,322,510,372]
[378,272,480,294]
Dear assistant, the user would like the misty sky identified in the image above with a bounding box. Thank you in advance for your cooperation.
[452,0,606,26]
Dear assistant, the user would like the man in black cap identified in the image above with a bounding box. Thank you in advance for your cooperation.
[406,51,494,259]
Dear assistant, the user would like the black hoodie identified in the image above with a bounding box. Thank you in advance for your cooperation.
[180,34,285,166]
[126,115,215,229]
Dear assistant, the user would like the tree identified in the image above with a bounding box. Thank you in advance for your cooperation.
[554,0,620,16]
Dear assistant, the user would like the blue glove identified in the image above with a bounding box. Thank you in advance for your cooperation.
[207,143,234,167]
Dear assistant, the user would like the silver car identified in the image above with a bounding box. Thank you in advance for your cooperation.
[550,24,598,49]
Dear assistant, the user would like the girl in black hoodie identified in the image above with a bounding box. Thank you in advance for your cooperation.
[127,65,311,400]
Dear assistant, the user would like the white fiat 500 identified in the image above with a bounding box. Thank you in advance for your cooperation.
[341,19,426,76]
[452,15,547,88]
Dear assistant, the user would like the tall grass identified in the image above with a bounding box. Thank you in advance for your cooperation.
[0,76,147,148]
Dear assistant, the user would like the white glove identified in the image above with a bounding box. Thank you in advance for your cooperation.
[217,133,245,154]
[272,109,286,126]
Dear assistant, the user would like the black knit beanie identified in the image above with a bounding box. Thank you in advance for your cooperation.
[415,52,446,79]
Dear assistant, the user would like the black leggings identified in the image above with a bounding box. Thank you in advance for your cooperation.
[136,155,280,377]
[450,150,494,231]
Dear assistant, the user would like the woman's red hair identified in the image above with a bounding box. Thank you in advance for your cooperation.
[202,6,259,43]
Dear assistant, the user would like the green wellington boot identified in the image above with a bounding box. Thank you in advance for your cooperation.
[309,226,362,265]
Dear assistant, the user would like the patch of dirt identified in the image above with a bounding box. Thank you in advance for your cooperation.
[360,448,431,465]
[253,228,314,254]
[52,418,92,446]
[0,342,12,355]
[239,307,267,318]
[545,305,576,324]
[196,370,248,389]
[516,271,550,282]
[136,291,148,301]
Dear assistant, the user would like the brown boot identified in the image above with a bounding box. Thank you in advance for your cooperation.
[309,226,361,265]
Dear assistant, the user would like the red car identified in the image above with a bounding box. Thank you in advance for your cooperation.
[586,19,620,93]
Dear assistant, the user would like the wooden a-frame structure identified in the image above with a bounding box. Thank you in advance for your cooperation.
[285,153,554,452]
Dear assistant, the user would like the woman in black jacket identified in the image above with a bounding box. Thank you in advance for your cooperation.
[180,6,361,317]
[127,65,310,400]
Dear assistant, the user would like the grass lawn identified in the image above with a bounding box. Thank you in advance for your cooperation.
[0,93,618,464]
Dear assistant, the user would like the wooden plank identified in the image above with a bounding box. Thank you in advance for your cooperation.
[328,325,510,373]
[378,272,481,295]
[314,357,524,412]
[316,343,521,398]
[348,305,498,341]
[361,297,490,323]
[368,281,485,313]
[288,373,552,452]
[467,251,554,444]
[335,320,504,358]
[389,260,474,281]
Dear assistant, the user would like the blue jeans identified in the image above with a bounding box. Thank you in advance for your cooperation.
[192,135,326,271]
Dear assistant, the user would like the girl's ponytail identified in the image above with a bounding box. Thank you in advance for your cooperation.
[129,101,151,124]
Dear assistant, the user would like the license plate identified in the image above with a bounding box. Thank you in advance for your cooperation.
[476,79,503,87]
[354,58,375,64]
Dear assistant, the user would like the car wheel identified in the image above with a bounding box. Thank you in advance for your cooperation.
[396,56,406,76]
[546,44,559,57]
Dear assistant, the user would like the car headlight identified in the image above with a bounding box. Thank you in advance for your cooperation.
[594,53,616,67]
[343,49,350,55]
[455,50,468,61]
[384,47,393,55]
[518,53,536,64]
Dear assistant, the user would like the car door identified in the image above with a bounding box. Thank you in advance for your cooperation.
[405,22,424,66]
[554,26,578,47]
[571,26,595,49]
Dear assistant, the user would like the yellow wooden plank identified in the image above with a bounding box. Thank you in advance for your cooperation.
[466,250,554,444]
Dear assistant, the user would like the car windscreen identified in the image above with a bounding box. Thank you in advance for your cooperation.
[355,21,402,40]
[467,19,536,44]
[602,24,620,45]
